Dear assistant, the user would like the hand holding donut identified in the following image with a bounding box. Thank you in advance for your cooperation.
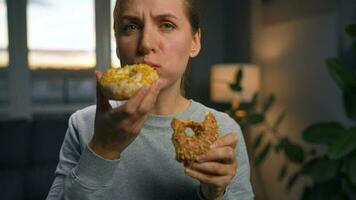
[89,65,161,160]
[185,133,239,200]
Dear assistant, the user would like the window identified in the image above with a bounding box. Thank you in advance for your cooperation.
[111,0,120,67]
[31,71,95,104]
[67,78,95,102]
[0,0,8,68]
[32,79,64,103]
[27,0,96,70]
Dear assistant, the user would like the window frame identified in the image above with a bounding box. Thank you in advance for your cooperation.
[2,0,112,119]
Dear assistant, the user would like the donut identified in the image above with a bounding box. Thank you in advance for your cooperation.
[171,112,219,164]
[99,64,159,100]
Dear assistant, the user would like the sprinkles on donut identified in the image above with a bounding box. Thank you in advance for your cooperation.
[98,64,159,100]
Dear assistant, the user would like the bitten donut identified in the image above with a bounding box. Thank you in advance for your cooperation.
[171,112,219,164]
[98,64,159,100]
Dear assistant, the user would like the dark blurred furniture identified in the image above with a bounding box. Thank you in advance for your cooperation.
[0,115,69,200]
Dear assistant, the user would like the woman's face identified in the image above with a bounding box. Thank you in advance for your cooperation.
[116,0,201,91]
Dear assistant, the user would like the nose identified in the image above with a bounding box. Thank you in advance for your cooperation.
[137,25,157,56]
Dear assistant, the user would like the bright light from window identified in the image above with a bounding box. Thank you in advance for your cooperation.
[27,0,96,70]
[111,0,120,68]
[0,0,9,68]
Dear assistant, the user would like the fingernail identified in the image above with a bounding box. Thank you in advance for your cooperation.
[185,167,191,174]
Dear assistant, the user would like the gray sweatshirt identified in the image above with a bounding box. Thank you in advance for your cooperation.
[46,100,254,200]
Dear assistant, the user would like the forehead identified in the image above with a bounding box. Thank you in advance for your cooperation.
[119,0,186,17]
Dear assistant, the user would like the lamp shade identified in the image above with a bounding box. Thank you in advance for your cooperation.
[210,63,260,103]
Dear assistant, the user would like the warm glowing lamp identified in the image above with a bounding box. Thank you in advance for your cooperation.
[210,63,260,103]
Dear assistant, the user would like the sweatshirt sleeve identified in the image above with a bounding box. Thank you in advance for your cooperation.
[46,111,120,200]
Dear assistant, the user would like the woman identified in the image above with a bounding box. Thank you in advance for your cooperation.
[47,0,254,199]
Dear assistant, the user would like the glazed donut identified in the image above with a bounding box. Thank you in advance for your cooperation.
[99,64,159,100]
[171,112,219,164]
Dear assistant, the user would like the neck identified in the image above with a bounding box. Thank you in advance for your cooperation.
[150,80,190,115]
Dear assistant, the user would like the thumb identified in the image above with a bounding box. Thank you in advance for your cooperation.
[211,133,239,149]
[95,71,112,112]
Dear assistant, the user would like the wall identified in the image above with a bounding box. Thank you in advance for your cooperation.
[252,0,355,199]
[186,0,251,106]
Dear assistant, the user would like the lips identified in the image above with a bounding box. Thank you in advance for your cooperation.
[142,61,160,70]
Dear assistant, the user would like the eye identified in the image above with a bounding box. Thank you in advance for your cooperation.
[160,22,176,31]
[121,23,140,34]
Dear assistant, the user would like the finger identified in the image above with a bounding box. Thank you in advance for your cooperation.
[197,146,236,164]
[109,85,149,120]
[137,80,161,115]
[131,115,148,134]
[187,162,231,176]
[185,167,228,187]
[211,133,239,149]
[96,71,112,112]
[121,85,150,115]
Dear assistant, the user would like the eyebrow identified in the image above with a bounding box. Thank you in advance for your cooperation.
[120,13,179,21]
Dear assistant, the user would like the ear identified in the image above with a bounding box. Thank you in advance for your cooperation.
[189,29,201,58]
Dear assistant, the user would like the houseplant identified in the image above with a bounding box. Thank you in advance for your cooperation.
[227,69,305,175]
[293,24,356,200]
[228,24,356,199]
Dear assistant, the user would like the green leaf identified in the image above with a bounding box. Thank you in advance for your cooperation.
[255,142,271,166]
[249,92,258,110]
[262,94,275,114]
[284,141,305,163]
[246,113,264,125]
[311,180,349,200]
[346,151,356,186]
[273,110,286,130]
[301,187,315,200]
[302,122,345,145]
[326,58,356,93]
[236,68,243,84]
[345,176,356,192]
[278,164,288,181]
[343,91,356,122]
[229,83,242,92]
[287,172,300,191]
[253,132,264,150]
[229,69,244,92]
[301,157,340,183]
[274,137,289,153]
[346,24,356,37]
[328,127,356,159]
[309,148,317,156]
[239,102,253,114]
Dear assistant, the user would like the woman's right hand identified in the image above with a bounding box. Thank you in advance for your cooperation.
[89,71,161,160]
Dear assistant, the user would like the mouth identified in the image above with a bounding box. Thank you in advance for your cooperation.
[142,61,160,70]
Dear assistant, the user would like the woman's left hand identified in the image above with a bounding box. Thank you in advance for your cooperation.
[185,133,239,200]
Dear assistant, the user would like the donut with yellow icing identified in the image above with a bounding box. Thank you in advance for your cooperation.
[99,64,159,100]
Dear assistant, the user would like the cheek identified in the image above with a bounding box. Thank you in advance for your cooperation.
[162,37,192,63]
